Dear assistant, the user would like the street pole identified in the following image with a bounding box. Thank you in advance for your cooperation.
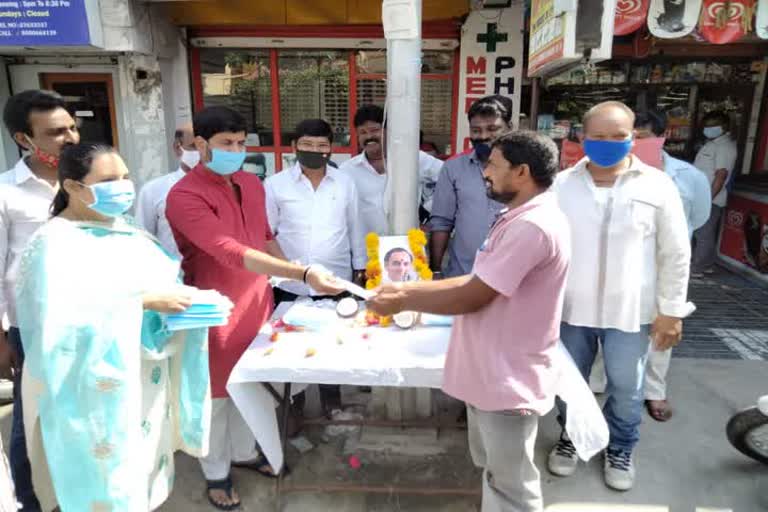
[380,0,431,420]
[384,0,421,235]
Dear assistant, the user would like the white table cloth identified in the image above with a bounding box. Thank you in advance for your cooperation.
[227,303,608,472]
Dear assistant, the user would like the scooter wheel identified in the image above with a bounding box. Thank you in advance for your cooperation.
[726,407,768,464]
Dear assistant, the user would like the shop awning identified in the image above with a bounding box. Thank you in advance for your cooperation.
[155,0,470,26]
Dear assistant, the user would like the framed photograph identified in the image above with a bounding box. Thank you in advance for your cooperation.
[378,235,418,283]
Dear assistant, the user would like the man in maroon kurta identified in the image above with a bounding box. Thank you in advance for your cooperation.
[166,106,341,510]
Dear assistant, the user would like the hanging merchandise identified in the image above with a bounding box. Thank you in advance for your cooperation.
[699,0,756,44]
[648,0,704,38]
[615,0,652,35]
[757,0,768,37]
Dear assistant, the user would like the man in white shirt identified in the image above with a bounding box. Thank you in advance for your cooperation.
[135,122,197,258]
[691,111,738,275]
[338,104,443,234]
[265,119,367,303]
[547,101,692,491]
[1,89,80,511]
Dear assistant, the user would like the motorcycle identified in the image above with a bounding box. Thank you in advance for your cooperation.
[727,395,768,464]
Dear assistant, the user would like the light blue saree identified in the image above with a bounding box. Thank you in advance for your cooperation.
[16,217,211,512]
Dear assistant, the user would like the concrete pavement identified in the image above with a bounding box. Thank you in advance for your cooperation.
[152,359,767,512]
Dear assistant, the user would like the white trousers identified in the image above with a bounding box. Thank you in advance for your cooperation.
[467,406,542,512]
[199,398,258,481]
[590,345,672,400]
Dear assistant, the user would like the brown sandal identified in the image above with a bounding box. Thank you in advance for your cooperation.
[645,399,672,422]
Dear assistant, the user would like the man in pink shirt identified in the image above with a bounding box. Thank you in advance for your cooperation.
[368,131,570,512]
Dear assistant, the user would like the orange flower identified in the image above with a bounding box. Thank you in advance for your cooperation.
[379,315,392,327]
[365,232,379,248]
[365,260,382,279]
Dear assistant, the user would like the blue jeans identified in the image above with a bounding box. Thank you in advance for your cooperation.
[8,327,40,511]
[556,323,651,452]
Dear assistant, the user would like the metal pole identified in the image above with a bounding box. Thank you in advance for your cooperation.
[385,0,422,235]
[530,77,540,131]
[381,0,430,420]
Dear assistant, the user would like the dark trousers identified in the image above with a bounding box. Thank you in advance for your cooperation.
[8,327,41,511]
[272,288,343,412]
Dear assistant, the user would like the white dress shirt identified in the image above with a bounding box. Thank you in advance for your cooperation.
[0,158,57,327]
[693,134,737,208]
[135,168,185,259]
[552,157,695,333]
[338,150,443,236]
[265,163,366,296]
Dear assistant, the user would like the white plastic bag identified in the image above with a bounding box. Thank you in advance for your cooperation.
[554,341,610,461]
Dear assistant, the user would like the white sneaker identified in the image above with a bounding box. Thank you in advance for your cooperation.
[604,447,635,491]
[547,433,578,476]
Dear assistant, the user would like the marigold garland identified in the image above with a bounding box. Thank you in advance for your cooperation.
[407,228,433,281]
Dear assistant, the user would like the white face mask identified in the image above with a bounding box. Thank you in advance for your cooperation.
[180,148,201,169]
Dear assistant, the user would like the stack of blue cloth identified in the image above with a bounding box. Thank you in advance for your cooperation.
[165,289,234,331]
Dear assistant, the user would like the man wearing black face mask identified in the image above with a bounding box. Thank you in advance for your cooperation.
[429,95,510,278]
[265,119,367,302]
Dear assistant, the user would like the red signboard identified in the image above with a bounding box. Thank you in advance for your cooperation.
[719,193,768,277]
[614,0,651,35]
[699,0,754,44]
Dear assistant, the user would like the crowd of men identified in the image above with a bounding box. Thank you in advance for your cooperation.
[0,88,738,511]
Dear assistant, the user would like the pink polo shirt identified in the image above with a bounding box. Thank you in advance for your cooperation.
[442,192,570,414]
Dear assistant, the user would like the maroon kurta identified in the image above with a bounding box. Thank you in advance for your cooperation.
[166,164,273,398]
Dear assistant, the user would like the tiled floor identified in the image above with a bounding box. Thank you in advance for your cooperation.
[677,266,768,360]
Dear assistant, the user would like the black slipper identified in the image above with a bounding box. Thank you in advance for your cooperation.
[206,476,241,511]
[232,452,290,479]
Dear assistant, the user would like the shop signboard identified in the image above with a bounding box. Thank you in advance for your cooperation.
[759,0,768,39]
[719,191,768,283]
[528,0,616,78]
[614,0,651,35]
[0,0,103,47]
[528,0,578,77]
[699,0,753,44]
[647,0,702,38]
[455,6,524,152]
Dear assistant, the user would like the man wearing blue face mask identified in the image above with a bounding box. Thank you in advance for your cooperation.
[429,95,509,279]
[548,101,693,491]
[691,111,738,276]
[166,106,343,511]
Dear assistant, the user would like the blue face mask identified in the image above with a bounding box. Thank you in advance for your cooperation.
[583,138,633,168]
[206,148,246,176]
[703,126,723,139]
[82,179,135,217]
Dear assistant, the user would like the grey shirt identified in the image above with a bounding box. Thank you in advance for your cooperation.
[428,150,504,277]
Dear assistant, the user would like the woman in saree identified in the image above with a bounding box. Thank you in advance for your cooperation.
[16,143,211,511]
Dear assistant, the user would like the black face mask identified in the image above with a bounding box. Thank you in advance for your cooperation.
[471,139,492,162]
[296,150,331,170]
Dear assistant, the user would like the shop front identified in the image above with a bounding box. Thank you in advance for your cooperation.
[527,1,768,283]
[0,0,190,190]
[159,0,543,179]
